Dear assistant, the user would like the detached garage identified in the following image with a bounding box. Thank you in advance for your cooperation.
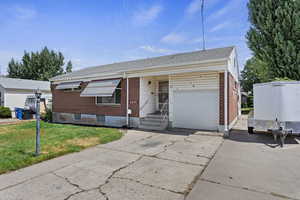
[0,77,51,117]
[50,46,240,134]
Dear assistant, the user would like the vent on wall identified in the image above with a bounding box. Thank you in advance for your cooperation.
[96,115,105,123]
[59,114,67,122]
[74,114,81,121]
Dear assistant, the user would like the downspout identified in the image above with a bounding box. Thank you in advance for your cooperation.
[126,76,129,127]
[224,70,229,137]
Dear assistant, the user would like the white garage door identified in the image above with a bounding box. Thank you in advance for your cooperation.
[173,90,219,130]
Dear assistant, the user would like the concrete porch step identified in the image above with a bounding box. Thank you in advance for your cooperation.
[140,119,163,126]
[146,114,165,119]
[139,122,168,131]
[140,117,164,123]
[139,113,169,131]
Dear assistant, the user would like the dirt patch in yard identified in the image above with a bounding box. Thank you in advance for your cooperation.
[0,127,12,135]
[66,137,100,148]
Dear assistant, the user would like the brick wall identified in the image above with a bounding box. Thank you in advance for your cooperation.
[219,73,225,125]
[219,72,239,125]
[228,73,239,124]
[52,78,140,117]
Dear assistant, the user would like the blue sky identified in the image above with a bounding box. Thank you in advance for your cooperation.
[0,0,252,74]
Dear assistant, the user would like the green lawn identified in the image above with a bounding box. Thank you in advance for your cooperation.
[0,121,122,174]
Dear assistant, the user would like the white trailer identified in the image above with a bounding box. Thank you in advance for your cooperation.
[248,81,300,135]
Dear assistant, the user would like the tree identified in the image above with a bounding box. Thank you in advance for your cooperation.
[7,47,71,81]
[240,57,269,93]
[7,58,23,78]
[65,61,73,73]
[247,0,300,80]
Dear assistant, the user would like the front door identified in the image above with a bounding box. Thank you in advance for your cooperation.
[158,81,169,111]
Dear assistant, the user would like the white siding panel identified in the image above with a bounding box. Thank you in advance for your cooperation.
[169,72,219,122]
[0,86,5,106]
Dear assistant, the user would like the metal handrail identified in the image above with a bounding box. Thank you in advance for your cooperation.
[160,99,169,122]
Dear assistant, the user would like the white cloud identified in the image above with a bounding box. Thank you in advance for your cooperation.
[13,5,37,20]
[132,5,163,26]
[140,45,174,54]
[209,5,230,20]
[207,0,237,21]
[209,21,231,32]
[185,0,202,16]
[161,33,186,44]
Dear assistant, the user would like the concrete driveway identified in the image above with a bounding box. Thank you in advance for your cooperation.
[0,129,223,200]
[187,116,300,200]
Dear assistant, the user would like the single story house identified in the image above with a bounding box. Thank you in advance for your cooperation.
[0,77,51,115]
[50,46,241,133]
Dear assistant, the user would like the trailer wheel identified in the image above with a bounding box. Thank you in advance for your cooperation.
[248,127,254,134]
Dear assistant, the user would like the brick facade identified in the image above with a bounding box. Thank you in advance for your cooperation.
[219,73,225,125]
[219,72,239,125]
[52,78,140,118]
[228,73,239,124]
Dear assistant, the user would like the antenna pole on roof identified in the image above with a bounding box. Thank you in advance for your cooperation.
[201,0,206,51]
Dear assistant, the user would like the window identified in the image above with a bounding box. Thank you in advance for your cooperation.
[96,82,121,105]
[62,86,81,92]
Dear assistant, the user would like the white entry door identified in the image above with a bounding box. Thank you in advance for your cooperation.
[173,90,219,130]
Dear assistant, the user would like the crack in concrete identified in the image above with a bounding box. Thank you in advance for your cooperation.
[63,190,85,200]
[153,156,206,167]
[154,140,177,156]
[51,172,88,200]
[97,146,143,156]
[97,155,144,200]
[52,171,85,191]
[183,139,225,199]
[101,146,207,169]
[0,160,85,192]
[113,176,185,195]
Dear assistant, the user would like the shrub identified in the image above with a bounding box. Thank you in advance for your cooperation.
[0,107,12,118]
[241,108,253,115]
[247,96,253,108]
[41,108,52,122]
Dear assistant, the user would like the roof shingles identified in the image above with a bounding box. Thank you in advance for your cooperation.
[51,46,234,82]
[0,77,50,91]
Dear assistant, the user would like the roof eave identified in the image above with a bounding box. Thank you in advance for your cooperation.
[51,57,229,83]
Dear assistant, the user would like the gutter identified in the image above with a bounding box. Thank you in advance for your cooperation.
[123,73,129,127]
[224,70,229,136]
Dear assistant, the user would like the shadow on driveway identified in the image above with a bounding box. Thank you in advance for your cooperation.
[229,129,300,148]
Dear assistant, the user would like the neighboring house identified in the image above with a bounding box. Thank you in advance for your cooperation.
[0,77,51,115]
[50,46,241,133]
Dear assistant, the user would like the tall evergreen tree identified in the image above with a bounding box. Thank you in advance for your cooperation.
[7,47,67,81]
[65,60,73,73]
[7,58,23,78]
[247,0,300,80]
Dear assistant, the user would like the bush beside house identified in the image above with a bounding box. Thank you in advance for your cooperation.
[0,107,12,118]
[41,108,52,122]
